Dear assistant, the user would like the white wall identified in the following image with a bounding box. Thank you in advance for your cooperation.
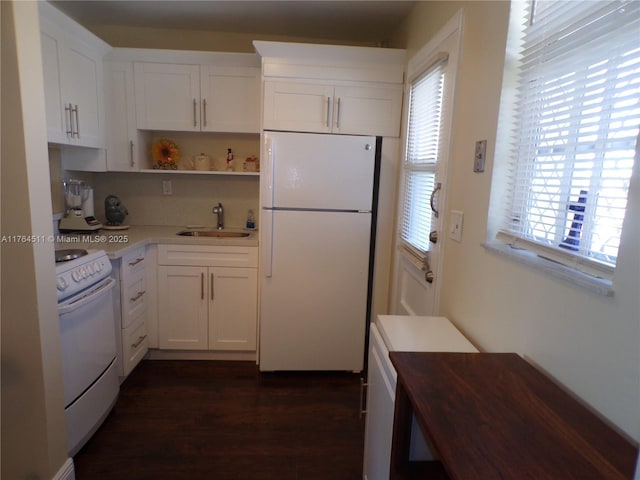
[1,1,71,478]
[393,0,639,443]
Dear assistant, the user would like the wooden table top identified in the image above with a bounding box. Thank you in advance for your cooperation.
[390,352,638,480]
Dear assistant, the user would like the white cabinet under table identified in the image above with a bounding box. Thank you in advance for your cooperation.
[362,315,478,480]
[157,244,258,353]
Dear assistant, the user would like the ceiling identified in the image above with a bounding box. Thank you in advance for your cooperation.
[50,1,418,44]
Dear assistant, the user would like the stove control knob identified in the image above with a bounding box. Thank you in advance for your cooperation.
[94,261,104,272]
[87,264,95,276]
[80,267,88,279]
[71,271,82,282]
[56,277,68,291]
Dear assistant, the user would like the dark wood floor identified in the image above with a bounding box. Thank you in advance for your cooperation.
[74,360,365,480]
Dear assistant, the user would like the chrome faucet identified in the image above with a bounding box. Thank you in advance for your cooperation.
[212,202,224,230]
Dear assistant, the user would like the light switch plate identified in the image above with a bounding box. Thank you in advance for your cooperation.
[474,140,487,173]
[162,180,172,195]
[450,210,464,242]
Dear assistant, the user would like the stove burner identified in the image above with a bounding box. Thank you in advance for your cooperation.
[55,248,88,263]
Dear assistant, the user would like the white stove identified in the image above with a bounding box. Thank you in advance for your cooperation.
[55,248,119,456]
[55,249,112,301]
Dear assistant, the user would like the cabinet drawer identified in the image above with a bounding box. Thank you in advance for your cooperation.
[122,274,147,328]
[121,247,147,279]
[158,244,258,268]
[122,314,148,377]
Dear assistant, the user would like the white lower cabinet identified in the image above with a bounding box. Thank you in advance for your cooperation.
[112,246,149,378]
[157,245,258,352]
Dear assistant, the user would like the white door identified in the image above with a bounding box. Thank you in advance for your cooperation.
[208,267,257,350]
[391,17,462,316]
[134,63,201,131]
[259,210,371,371]
[263,80,334,133]
[262,131,375,210]
[201,65,260,133]
[158,266,208,349]
[333,84,403,137]
[60,38,104,148]
[40,28,68,144]
[104,61,139,171]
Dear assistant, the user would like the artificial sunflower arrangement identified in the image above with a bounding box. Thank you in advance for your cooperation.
[152,138,180,169]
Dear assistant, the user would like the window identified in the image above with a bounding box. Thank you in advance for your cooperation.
[498,0,640,279]
[400,57,447,262]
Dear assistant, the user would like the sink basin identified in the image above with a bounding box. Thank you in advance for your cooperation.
[176,229,250,238]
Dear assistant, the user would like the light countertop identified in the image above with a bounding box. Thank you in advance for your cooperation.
[55,225,258,259]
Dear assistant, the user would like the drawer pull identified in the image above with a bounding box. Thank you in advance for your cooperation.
[132,334,147,349]
[130,290,146,302]
[128,257,144,267]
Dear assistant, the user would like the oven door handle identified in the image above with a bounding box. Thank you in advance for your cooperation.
[58,277,116,315]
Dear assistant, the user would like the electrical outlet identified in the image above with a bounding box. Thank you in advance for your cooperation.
[474,140,487,172]
[162,180,172,195]
[450,210,464,242]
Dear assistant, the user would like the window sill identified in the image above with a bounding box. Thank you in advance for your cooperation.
[483,242,614,297]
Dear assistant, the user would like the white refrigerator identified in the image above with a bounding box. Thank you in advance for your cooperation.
[259,131,377,371]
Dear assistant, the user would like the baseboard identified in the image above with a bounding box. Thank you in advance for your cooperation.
[52,458,75,480]
[146,348,256,361]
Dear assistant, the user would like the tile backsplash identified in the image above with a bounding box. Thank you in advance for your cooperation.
[49,135,260,229]
[92,172,259,228]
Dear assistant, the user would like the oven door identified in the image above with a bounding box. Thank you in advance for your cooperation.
[58,276,117,407]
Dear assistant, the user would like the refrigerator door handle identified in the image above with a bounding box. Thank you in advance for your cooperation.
[263,134,275,208]
[264,208,274,278]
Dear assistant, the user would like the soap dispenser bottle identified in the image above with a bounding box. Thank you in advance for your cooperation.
[246,209,255,230]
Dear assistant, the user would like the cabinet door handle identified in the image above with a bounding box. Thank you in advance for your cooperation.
[202,99,207,127]
[336,97,341,129]
[130,291,146,302]
[128,257,144,267]
[326,97,331,127]
[201,272,204,300]
[193,98,197,127]
[129,140,135,167]
[210,273,214,300]
[132,334,147,349]
[73,104,79,137]
[65,104,73,136]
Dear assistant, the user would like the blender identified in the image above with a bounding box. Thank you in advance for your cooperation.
[59,179,102,232]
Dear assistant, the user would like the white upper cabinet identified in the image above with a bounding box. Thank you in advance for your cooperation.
[255,41,406,138]
[134,63,201,131]
[332,84,403,136]
[264,81,335,133]
[104,61,140,171]
[39,2,110,148]
[134,59,260,133]
[263,80,403,136]
[201,65,260,133]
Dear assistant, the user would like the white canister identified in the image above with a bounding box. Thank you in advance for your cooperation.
[194,153,211,171]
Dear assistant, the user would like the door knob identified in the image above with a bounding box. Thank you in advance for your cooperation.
[429,231,438,244]
[425,270,435,283]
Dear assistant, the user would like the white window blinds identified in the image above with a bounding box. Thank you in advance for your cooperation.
[400,59,446,260]
[500,0,640,277]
